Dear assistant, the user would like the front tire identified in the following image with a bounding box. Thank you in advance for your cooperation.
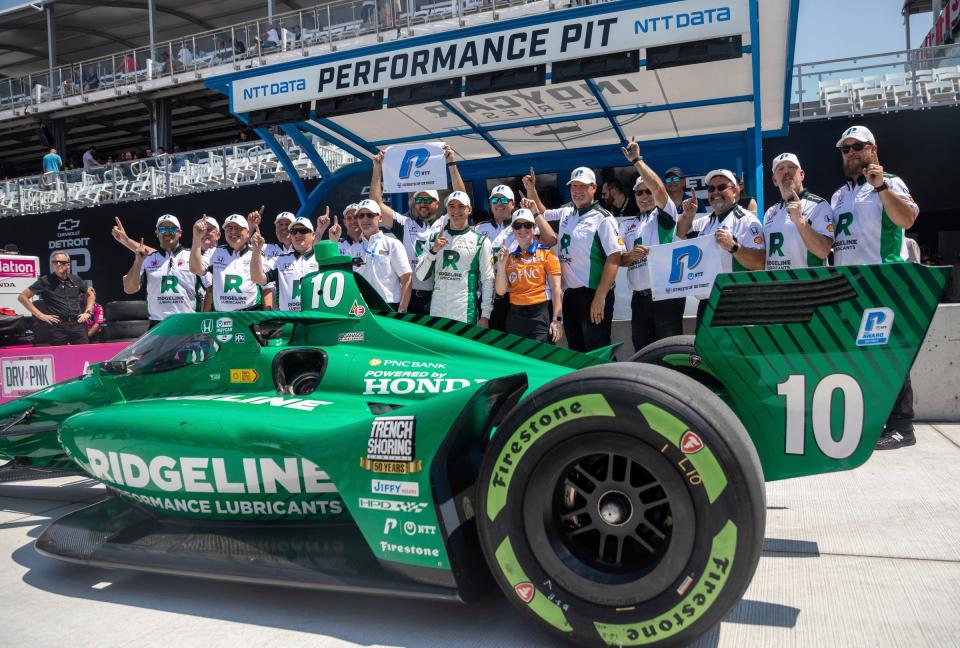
[477,364,764,647]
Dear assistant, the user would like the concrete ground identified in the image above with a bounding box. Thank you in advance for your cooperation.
[1,424,958,648]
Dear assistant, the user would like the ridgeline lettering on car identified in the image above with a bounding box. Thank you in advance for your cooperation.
[164,394,331,411]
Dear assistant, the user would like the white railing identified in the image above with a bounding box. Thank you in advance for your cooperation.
[790,43,960,122]
[0,138,358,217]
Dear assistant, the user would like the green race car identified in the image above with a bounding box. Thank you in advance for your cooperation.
[0,241,947,647]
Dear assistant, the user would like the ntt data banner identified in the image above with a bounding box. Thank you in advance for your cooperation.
[648,237,723,301]
[230,0,748,112]
[382,142,447,193]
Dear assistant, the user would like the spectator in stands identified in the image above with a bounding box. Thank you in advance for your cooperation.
[190,213,271,312]
[234,39,247,55]
[122,215,198,326]
[361,0,376,29]
[82,68,99,90]
[601,178,638,218]
[85,302,105,343]
[250,217,319,312]
[42,147,62,175]
[158,51,171,75]
[523,166,624,352]
[353,199,412,311]
[258,25,280,49]
[830,125,919,450]
[18,252,95,346]
[123,53,137,74]
[737,176,759,214]
[82,146,101,169]
[479,184,518,331]
[416,191,494,326]
[177,44,194,68]
[495,208,563,343]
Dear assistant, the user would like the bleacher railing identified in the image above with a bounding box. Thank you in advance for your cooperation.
[0,138,358,217]
[0,0,582,113]
[791,43,960,122]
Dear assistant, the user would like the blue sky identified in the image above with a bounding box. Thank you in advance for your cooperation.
[795,0,936,63]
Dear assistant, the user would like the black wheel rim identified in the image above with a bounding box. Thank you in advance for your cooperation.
[523,432,697,607]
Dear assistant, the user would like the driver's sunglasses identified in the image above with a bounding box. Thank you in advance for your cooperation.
[664,176,683,183]
[634,189,653,196]
[706,183,732,193]
[289,228,311,235]
[837,142,869,154]
[157,226,179,235]
[414,196,435,205]
[512,222,534,230]
[357,212,378,219]
[53,259,71,265]
[489,196,511,205]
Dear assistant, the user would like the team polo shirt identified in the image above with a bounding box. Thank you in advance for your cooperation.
[140,246,199,320]
[390,212,447,291]
[619,200,678,291]
[689,205,764,273]
[264,242,294,262]
[830,174,917,265]
[503,245,560,306]
[203,244,262,311]
[544,201,625,290]
[477,220,515,272]
[357,232,412,304]
[763,190,835,270]
[264,249,319,311]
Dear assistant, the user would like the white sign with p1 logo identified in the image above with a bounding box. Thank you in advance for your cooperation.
[382,142,447,194]
[856,307,894,346]
[647,237,724,301]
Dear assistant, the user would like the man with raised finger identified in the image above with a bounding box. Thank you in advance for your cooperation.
[190,214,269,312]
[354,199,412,312]
[830,125,920,450]
[478,183,518,330]
[763,153,834,271]
[264,211,296,261]
[251,216,319,312]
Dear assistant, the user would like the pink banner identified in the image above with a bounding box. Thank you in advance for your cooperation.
[0,342,130,403]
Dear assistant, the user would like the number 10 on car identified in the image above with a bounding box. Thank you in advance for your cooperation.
[777,374,864,459]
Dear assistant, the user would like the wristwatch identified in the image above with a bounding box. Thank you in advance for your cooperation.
[553,316,563,323]
[875,182,889,192]
[730,242,740,254]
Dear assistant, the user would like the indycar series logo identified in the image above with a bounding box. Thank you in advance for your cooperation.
[361,416,422,474]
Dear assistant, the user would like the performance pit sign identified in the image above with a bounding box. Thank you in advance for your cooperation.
[230,0,747,112]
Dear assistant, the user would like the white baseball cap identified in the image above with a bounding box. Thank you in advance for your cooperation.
[203,216,220,230]
[223,214,249,229]
[414,190,440,201]
[632,176,648,190]
[156,214,181,229]
[836,125,876,147]
[511,208,535,224]
[490,184,515,201]
[344,202,360,214]
[445,191,472,208]
[290,216,314,232]
[704,169,738,186]
[355,199,381,215]
[567,166,596,186]
[275,211,295,223]
[771,153,801,172]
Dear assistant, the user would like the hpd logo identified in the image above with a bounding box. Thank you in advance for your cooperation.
[856,307,894,346]
[399,148,430,179]
[668,244,704,283]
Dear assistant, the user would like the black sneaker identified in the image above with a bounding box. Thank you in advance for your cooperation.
[875,428,916,450]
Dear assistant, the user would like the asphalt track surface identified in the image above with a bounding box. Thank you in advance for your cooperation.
[2,424,959,647]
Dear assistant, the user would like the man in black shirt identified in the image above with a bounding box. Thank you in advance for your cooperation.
[18,252,95,345]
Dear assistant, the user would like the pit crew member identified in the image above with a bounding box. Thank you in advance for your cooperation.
[250,216,319,312]
[763,153,834,270]
[190,213,271,311]
[479,183,519,330]
[354,199,412,311]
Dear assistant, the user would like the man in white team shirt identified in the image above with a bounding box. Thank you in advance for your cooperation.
[676,168,764,322]
[190,213,270,311]
[353,199,412,311]
[326,203,363,257]
[763,153,834,270]
[370,144,462,314]
[250,216,319,311]
[264,211,295,261]
[524,166,625,352]
[121,215,198,325]
[478,184,518,330]
[831,125,920,450]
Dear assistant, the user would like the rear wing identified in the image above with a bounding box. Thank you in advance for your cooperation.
[697,263,948,481]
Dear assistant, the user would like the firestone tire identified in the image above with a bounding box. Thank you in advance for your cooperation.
[476,364,765,648]
[105,319,150,340]
[104,300,148,322]
[630,335,723,393]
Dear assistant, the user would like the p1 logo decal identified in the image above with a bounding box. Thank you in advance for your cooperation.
[856,307,894,346]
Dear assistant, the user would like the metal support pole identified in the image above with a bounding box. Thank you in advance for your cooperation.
[796,64,804,122]
[905,11,912,50]
[45,5,56,93]
[268,0,274,20]
[148,0,157,64]
[748,0,764,212]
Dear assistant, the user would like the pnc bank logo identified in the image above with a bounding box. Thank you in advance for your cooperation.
[399,148,431,179]
[856,307,894,346]
[668,244,704,283]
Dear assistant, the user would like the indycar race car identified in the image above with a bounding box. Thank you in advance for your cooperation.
[0,241,948,647]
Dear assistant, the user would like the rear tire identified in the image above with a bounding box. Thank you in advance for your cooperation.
[105,300,148,321]
[105,319,150,340]
[630,335,722,393]
[477,364,764,647]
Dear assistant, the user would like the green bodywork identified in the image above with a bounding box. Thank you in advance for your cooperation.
[0,241,948,573]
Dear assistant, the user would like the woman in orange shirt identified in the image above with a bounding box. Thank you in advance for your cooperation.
[495,209,563,343]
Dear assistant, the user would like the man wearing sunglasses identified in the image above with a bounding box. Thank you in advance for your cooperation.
[663,166,701,215]
[350,199,412,312]
[618,138,684,351]
[416,191,493,326]
[19,252,95,345]
[830,125,919,451]
[121,215,199,326]
[478,184,519,331]
[370,145,463,315]
[190,214,270,312]
[763,153,834,271]
[251,216,320,312]
[524,166,625,353]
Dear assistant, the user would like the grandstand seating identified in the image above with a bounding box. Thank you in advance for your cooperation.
[809,65,960,116]
[0,140,357,216]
